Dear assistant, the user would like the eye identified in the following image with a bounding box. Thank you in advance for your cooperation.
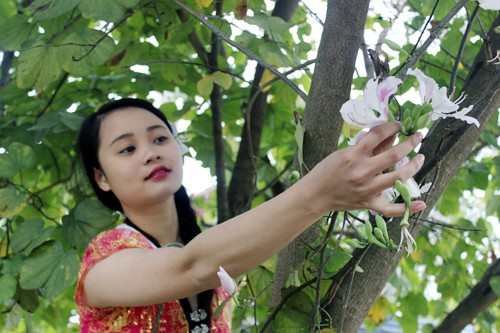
[154,136,168,144]
[119,146,135,154]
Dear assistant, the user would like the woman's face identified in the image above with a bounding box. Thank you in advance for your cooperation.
[94,107,183,209]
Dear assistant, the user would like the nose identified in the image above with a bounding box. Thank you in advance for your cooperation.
[144,148,161,164]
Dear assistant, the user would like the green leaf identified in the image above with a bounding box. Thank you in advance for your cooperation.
[0,15,35,51]
[11,219,55,255]
[197,76,214,96]
[20,241,61,290]
[14,286,39,313]
[259,42,290,67]
[19,241,79,299]
[79,0,141,22]
[0,143,36,178]
[61,212,97,247]
[28,111,61,131]
[17,43,62,92]
[0,0,17,25]
[0,186,27,218]
[30,0,80,20]
[211,71,232,90]
[43,248,79,299]
[74,198,116,228]
[384,39,409,56]
[60,111,84,131]
[490,276,500,297]
[0,274,17,304]
[57,29,115,76]
[272,288,314,332]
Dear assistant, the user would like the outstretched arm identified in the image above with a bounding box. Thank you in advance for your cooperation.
[84,122,425,307]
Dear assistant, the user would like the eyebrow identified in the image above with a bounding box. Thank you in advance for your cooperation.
[109,124,168,147]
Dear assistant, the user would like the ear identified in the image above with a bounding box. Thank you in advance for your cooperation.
[94,168,111,192]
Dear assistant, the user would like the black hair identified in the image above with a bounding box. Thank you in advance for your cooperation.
[78,98,214,326]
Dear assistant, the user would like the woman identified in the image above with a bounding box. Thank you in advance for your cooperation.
[75,98,426,332]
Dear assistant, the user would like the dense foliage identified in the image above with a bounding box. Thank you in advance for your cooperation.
[0,0,498,332]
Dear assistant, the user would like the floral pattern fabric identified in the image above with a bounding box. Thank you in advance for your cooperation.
[75,228,232,332]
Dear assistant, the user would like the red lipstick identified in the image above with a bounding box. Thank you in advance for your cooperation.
[145,166,170,180]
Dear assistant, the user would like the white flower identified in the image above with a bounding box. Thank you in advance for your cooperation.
[399,226,417,253]
[217,266,237,296]
[487,50,500,65]
[478,0,500,10]
[340,76,402,129]
[407,68,479,127]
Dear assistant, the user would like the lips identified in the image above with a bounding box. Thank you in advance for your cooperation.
[145,166,171,180]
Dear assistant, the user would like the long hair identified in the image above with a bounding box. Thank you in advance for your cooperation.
[78,98,214,323]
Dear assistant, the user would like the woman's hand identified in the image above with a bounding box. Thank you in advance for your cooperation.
[302,121,426,217]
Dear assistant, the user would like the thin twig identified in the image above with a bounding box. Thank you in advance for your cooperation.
[36,73,68,119]
[397,0,470,79]
[171,0,308,102]
[449,4,479,95]
[417,218,486,232]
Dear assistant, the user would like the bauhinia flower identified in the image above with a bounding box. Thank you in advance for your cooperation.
[407,68,479,127]
[340,76,402,129]
[477,0,500,10]
[217,266,237,296]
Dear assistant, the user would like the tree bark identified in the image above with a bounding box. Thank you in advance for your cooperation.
[269,0,371,310]
[209,0,231,223]
[326,14,500,333]
[433,259,500,333]
[227,0,299,217]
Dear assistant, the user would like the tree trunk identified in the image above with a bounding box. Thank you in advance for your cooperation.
[269,0,370,310]
[227,0,299,218]
[326,14,500,332]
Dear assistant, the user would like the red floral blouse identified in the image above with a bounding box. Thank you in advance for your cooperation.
[75,227,232,332]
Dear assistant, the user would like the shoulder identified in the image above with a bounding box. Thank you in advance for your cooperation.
[84,226,153,260]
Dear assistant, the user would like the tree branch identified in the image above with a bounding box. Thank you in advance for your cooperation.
[170,0,308,102]
[398,0,469,79]
[432,259,500,333]
[449,4,479,94]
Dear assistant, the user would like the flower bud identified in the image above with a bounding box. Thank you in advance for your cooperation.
[217,266,237,296]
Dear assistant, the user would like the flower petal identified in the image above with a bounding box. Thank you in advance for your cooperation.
[340,100,386,128]
[407,68,439,103]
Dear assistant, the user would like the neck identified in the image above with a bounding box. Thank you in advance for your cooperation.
[121,196,179,246]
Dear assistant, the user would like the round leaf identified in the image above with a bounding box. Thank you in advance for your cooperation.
[0,186,27,218]
[0,274,17,304]
[57,29,115,76]
[197,76,214,96]
[74,198,116,228]
[10,219,44,253]
[0,16,34,51]
[0,143,36,178]
[31,0,80,20]
[20,241,63,290]
[17,43,62,92]
[211,71,233,90]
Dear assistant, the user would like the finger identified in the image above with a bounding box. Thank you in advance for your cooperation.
[356,122,402,154]
[370,132,423,173]
[372,133,397,156]
[369,154,425,193]
[370,200,426,218]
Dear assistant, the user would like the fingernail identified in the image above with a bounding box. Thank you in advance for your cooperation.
[415,201,426,211]
[417,154,425,166]
[416,132,423,141]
